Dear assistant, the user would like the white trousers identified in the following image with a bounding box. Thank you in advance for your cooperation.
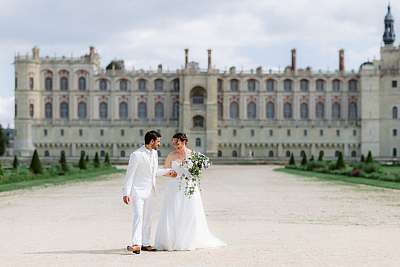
[131,193,155,246]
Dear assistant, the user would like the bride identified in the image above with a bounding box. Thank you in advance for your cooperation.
[154,132,226,251]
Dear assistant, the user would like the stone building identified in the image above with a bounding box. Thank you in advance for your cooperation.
[13,6,400,161]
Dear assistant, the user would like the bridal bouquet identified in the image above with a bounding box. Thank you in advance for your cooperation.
[179,151,211,197]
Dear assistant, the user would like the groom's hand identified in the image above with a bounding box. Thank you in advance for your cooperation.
[123,196,130,205]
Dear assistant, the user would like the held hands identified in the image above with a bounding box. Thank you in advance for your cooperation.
[167,170,178,178]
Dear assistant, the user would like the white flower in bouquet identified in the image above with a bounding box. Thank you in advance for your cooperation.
[179,151,211,197]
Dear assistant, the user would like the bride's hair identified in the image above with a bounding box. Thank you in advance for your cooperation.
[173,132,188,144]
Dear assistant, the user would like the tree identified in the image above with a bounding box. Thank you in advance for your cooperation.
[59,151,69,173]
[79,151,87,170]
[12,155,19,169]
[301,153,308,166]
[288,153,295,165]
[30,150,43,174]
[318,150,324,161]
[310,155,315,162]
[366,151,373,163]
[104,152,111,166]
[0,125,6,156]
[360,154,365,163]
[93,152,100,168]
[335,151,345,169]
[85,155,89,162]
[0,161,3,176]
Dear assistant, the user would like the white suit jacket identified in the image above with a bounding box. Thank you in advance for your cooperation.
[122,145,167,199]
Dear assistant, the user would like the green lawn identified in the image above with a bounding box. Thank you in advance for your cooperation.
[276,167,400,190]
[0,166,124,193]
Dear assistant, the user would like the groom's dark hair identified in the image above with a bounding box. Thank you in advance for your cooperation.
[145,130,161,144]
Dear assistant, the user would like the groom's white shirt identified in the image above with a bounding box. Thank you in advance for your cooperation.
[122,145,167,199]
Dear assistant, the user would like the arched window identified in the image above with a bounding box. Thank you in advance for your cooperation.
[218,150,222,157]
[99,102,108,119]
[332,102,341,120]
[286,151,291,157]
[348,79,358,92]
[173,78,180,91]
[316,102,325,119]
[232,150,238,157]
[217,79,223,92]
[195,138,201,147]
[60,77,68,91]
[100,150,105,157]
[300,79,309,92]
[283,102,292,119]
[316,79,325,91]
[99,79,108,91]
[78,102,87,119]
[348,102,358,120]
[266,79,275,92]
[60,102,69,119]
[300,150,306,157]
[266,101,275,119]
[300,103,308,119]
[119,79,128,91]
[230,102,239,119]
[44,151,50,157]
[138,102,147,119]
[155,102,164,119]
[268,150,274,157]
[78,77,86,91]
[247,101,257,119]
[45,77,53,91]
[218,102,223,120]
[332,79,341,92]
[119,102,128,119]
[393,148,398,157]
[138,79,147,91]
[193,115,205,128]
[45,103,52,119]
[154,79,164,91]
[351,151,357,157]
[247,79,256,92]
[121,150,126,157]
[230,79,239,91]
[29,77,34,90]
[172,101,179,120]
[191,87,206,104]
[393,106,398,119]
[335,151,340,158]
[284,79,292,92]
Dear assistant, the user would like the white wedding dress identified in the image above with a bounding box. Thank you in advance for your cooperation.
[154,151,226,251]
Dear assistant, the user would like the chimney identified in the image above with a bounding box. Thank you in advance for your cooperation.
[291,48,296,72]
[339,49,345,72]
[32,46,40,61]
[207,49,212,70]
[184,48,189,68]
[89,46,96,56]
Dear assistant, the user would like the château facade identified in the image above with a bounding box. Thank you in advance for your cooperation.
[13,6,400,161]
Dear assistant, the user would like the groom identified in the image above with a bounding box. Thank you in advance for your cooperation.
[122,130,177,254]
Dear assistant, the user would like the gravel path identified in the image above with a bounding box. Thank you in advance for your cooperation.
[1,165,400,267]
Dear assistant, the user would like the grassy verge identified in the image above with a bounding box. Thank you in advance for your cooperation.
[275,167,400,190]
[0,167,124,193]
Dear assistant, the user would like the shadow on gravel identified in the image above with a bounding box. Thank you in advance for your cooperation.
[25,248,128,255]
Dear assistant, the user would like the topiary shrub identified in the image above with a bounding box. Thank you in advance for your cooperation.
[335,151,345,169]
[93,152,100,168]
[85,155,89,163]
[104,152,111,166]
[310,155,315,162]
[0,161,4,176]
[318,151,324,161]
[30,149,43,174]
[360,154,365,162]
[12,155,19,169]
[288,153,295,166]
[366,151,373,163]
[59,151,69,173]
[79,151,87,170]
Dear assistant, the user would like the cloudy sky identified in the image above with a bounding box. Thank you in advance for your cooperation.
[0,0,398,128]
